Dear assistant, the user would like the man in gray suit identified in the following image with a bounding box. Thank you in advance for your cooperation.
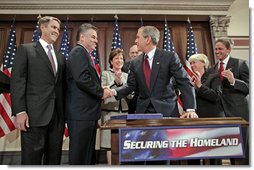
[11,16,65,165]
[109,26,198,119]
[208,38,249,165]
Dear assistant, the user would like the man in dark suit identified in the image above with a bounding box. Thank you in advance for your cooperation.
[107,25,197,165]
[122,44,142,114]
[65,23,109,165]
[109,26,198,119]
[0,70,10,94]
[208,38,249,165]
[11,16,65,165]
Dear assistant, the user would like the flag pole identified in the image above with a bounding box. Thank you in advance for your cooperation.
[114,14,118,20]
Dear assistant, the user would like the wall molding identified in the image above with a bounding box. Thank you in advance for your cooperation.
[0,0,235,21]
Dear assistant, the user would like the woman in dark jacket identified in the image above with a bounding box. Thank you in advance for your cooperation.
[190,53,225,118]
[188,53,225,165]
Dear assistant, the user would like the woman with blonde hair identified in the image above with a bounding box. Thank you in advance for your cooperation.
[188,53,225,165]
[189,53,225,118]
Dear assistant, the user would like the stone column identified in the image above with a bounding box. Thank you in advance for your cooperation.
[209,16,231,60]
[210,16,231,39]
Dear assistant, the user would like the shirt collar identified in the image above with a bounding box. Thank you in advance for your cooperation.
[77,42,90,54]
[39,39,52,49]
[146,47,156,59]
[220,55,230,65]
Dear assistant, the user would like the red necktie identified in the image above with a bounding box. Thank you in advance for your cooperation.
[219,61,224,80]
[143,55,151,89]
[47,45,56,76]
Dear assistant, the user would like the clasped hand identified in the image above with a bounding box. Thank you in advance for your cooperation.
[102,86,115,99]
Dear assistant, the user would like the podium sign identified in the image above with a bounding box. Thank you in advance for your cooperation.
[119,125,244,162]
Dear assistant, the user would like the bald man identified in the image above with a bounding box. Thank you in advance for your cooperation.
[122,45,142,73]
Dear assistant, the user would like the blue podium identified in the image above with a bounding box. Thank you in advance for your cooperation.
[101,116,249,165]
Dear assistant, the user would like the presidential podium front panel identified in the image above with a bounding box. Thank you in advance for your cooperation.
[101,116,249,165]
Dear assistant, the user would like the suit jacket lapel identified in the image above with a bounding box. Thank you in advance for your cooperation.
[150,49,160,91]
[55,50,63,80]
[84,49,100,81]
[226,57,236,70]
[36,42,56,77]
[210,62,219,74]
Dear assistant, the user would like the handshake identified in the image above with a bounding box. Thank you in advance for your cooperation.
[102,86,115,99]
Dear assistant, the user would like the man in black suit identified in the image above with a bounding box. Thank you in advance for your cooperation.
[109,26,198,119]
[107,25,198,165]
[0,70,10,94]
[11,16,65,165]
[65,23,109,165]
[122,44,142,114]
[208,38,249,165]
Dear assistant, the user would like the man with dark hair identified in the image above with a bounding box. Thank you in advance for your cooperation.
[66,23,110,165]
[11,16,65,165]
[208,37,249,165]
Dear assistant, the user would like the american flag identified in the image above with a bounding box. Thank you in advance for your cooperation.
[121,126,242,161]
[140,17,144,27]
[163,18,175,53]
[0,20,17,137]
[91,46,101,75]
[59,21,70,138]
[121,129,169,161]
[162,18,183,115]
[60,22,70,60]
[111,16,122,49]
[185,18,198,78]
[32,20,40,42]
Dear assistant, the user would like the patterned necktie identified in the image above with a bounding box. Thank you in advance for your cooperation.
[219,61,224,80]
[47,45,56,76]
[143,55,151,89]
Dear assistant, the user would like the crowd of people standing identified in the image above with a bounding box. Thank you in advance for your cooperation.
[1,15,249,165]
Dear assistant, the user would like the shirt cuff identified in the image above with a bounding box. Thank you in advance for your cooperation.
[230,79,236,86]
[186,109,195,112]
[112,89,117,96]
[16,111,26,116]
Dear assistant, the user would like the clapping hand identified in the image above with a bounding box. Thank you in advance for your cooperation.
[221,68,235,85]
[114,71,122,85]
[191,71,202,88]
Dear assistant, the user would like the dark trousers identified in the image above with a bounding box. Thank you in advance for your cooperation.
[21,110,64,165]
[67,120,97,165]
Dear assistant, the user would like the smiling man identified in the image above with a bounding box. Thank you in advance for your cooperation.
[65,23,110,165]
[208,38,249,165]
[11,16,66,165]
